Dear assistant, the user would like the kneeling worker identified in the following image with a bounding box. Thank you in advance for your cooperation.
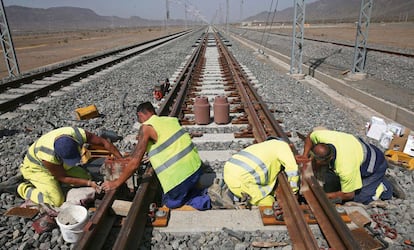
[223,137,300,206]
[18,126,123,207]
[102,102,211,210]
[297,129,404,205]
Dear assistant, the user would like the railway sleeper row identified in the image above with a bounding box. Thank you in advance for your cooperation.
[75,28,375,249]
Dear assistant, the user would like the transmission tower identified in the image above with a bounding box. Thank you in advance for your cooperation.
[0,0,20,78]
[351,0,373,76]
[290,0,305,76]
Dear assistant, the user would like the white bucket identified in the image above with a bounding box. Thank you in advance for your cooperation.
[56,205,88,243]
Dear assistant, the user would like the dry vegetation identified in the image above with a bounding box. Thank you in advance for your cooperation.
[1,22,413,80]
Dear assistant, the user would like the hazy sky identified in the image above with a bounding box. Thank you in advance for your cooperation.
[3,0,317,23]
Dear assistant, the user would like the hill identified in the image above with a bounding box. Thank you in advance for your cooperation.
[5,6,188,33]
[245,0,414,23]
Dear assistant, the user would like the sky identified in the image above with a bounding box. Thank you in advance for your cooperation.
[3,0,317,23]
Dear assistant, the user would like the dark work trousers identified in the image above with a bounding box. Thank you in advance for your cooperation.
[323,169,341,193]
[162,168,211,210]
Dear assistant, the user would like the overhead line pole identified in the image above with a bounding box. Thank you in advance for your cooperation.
[0,0,20,78]
[226,0,229,33]
[351,0,373,77]
[290,0,305,76]
[165,0,170,32]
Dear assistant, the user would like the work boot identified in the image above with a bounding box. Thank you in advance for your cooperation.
[0,182,19,195]
[221,185,236,209]
[0,174,22,194]
[208,179,224,209]
[386,175,406,199]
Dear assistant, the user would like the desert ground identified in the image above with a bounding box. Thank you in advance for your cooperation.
[0,26,184,80]
[0,22,413,80]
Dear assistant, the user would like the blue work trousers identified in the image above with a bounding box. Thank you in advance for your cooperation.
[354,160,392,204]
[162,168,211,210]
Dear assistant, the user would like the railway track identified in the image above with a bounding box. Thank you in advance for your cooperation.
[0,30,191,114]
[74,27,361,249]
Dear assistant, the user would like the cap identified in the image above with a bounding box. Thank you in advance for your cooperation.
[54,136,81,166]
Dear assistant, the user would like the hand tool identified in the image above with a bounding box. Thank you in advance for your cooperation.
[222,227,245,241]
[251,241,288,248]
[404,239,414,248]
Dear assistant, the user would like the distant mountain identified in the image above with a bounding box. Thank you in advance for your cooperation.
[4,6,190,33]
[245,0,414,23]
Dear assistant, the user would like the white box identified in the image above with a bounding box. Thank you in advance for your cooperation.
[366,116,387,141]
[387,122,404,136]
[379,131,393,149]
[403,134,414,157]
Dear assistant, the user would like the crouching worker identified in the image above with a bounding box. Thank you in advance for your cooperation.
[101,102,211,210]
[297,129,403,205]
[223,137,300,207]
[18,127,123,207]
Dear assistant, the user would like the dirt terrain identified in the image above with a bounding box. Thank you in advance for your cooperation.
[0,22,413,80]
[0,26,183,79]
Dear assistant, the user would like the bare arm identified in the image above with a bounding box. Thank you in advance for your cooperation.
[101,125,157,191]
[86,131,123,159]
[302,133,313,157]
[43,160,97,188]
[295,133,314,163]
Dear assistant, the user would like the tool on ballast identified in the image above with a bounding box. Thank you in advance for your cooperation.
[222,227,245,241]
[251,241,288,248]
[384,150,414,170]
[404,239,414,247]
[99,129,123,142]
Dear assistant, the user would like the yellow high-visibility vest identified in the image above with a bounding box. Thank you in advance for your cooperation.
[144,115,201,193]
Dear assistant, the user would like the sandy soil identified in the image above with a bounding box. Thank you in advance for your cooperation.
[1,23,413,80]
[0,27,183,79]
[246,22,414,50]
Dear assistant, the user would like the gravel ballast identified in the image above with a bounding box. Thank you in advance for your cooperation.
[0,28,412,249]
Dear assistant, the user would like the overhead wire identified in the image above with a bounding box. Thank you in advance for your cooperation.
[264,0,279,48]
[258,0,275,54]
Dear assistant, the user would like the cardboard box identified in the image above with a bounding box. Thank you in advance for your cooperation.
[388,128,410,152]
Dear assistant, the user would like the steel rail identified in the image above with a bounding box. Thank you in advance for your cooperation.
[0,30,191,92]
[213,29,319,249]
[301,162,361,250]
[0,30,192,113]
[75,30,211,249]
[75,28,359,249]
[217,27,359,249]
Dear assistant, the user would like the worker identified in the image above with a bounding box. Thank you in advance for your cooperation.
[17,127,123,207]
[101,101,211,210]
[161,78,170,96]
[153,84,163,101]
[297,128,405,205]
[223,137,300,207]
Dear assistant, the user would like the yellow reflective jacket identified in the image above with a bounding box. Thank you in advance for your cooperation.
[23,127,86,170]
[224,140,299,205]
[144,115,201,193]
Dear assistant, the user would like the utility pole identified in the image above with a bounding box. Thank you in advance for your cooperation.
[226,0,229,33]
[0,0,20,78]
[165,0,170,32]
[290,0,305,77]
[184,0,188,29]
[240,0,244,23]
[351,0,373,78]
